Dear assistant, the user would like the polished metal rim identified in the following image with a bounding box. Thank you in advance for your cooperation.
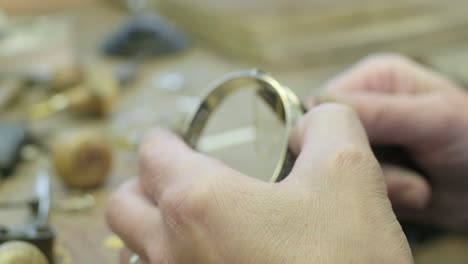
[182,69,304,182]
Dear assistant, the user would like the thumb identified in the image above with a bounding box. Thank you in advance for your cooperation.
[288,103,377,189]
[383,164,431,211]
[138,128,243,203]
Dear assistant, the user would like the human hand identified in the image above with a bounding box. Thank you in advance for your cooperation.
[106,104,412,264]
[317,54,468,231]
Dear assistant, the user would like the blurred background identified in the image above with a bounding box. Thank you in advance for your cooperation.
[0,0,468,263]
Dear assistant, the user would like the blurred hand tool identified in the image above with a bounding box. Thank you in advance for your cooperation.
[102,9,189,58]
[0,171,55,263]
[52,128,113,189]
[28,66,118,120]
[0,79,24,110]
[0,122,30,179]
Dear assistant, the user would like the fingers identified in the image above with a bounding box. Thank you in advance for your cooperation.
[288,103,376,187]
[320,53,453,96]
[323,93,437,145]
[138,128,242,203]
[317,54,460,145]
[382,164,431,210]
[106,179,163,262]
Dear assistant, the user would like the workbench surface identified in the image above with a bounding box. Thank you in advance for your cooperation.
[1,2,468,263]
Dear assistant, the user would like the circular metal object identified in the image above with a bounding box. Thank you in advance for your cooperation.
[182,69,305,182]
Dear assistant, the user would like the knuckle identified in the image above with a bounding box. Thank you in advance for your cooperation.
[158,186,191,225]
[330,145,378,178]
[361,53,410,67]
[138,138,160,169]
[184,178,217,218]
[138,140,170,183]
[299,103,362,142]
[357,53,415,78]
[159,176,216,225]
[313,103,357,118]
[328,145,383,188]
[105,190,124,229]
[138,129,173,168]
[332,145,373,167]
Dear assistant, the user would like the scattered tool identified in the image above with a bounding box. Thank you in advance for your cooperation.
[0,122,30,179]
[0,241,49,264]
[0,121,113,190]
[102,12,189,58]
[28,66,118,120]
[102,0,190,89]
[52,128,113,189]
[27,64,83,92]
[0,171,55,263]
[0,78,24,110]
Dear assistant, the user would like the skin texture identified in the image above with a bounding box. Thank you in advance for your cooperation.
[106,104,413,264]
[318,54,468,230]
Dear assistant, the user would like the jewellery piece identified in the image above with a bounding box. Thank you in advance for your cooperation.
[182,69,305,182]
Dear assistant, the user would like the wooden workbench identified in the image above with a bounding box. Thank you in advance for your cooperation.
[1,1,468,263]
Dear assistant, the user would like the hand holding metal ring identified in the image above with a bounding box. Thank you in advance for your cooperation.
[182,69,305,182]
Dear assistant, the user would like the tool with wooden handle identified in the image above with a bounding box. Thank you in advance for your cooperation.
[51,128,113,189]
[28,66,118,120]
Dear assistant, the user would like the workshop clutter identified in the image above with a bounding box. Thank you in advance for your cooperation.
[0,3,190,262]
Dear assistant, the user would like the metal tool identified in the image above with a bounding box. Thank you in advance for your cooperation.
[0,78,24,110]
[0,171,55,263]
[0,122,30,178]
[28,66,118,120]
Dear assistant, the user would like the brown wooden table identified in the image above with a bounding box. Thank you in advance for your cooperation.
[1,2,468,263]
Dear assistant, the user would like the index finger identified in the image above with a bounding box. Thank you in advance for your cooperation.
[319,54,451,97]
[287,103,377,188]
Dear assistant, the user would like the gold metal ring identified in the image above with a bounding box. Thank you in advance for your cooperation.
[182,69,305,182]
